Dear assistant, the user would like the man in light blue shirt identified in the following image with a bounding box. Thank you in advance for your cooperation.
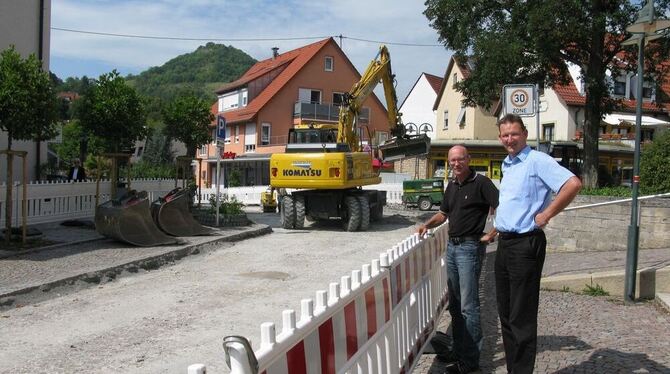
[493,114,582,374]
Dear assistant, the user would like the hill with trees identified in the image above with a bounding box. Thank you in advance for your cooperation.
[54,42,256,121]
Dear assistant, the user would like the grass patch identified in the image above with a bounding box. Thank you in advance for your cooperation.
[582,283,610,296]
[580,187,631,197]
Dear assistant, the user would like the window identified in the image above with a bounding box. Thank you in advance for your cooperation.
[225,126,232,144]
[211,129,217,144]
[613,81,626,96]
[325,56,334,71]
[299,88,322,103]
[199,145,208,156]
[245,123,256,153]
[333,92,345,106]
[456,107,466,129]
[135,146,143,157]
[542,123,555,141]
[453,73,458,85]
[642,86,653,99]
[261,123,271,146]
[235,125,240,143]
[443,110,449,130]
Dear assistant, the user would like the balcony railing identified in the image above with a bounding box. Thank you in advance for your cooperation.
[293,101,369,123]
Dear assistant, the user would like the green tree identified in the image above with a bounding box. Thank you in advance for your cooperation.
[162,94,213,157]
[640,130,670,194]
[424,0,670,188]
[77,70,148,154]
[0,46,60,240]
[142,128,174,165]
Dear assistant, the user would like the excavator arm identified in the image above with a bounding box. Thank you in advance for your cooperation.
[337,45,429,160]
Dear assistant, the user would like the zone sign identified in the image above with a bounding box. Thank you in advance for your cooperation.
[503,84,535,116]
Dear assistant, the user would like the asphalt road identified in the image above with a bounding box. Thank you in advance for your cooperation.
[0,208,426,374]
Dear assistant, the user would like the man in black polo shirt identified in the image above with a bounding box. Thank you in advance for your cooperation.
[417,145,499,374]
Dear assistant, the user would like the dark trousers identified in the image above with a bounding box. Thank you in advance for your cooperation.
[494,231,546,374]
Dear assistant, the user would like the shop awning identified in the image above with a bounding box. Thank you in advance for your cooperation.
[602,114,670,127]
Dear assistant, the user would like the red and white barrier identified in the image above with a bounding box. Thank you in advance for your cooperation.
[190,223,448,374]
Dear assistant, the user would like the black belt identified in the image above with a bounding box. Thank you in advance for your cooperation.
[448,235,481,245]
[498,229,543,240]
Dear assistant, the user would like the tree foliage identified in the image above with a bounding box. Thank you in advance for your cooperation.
[424,0,670,188]
[0,46,59,148]
[142,128,174,165]
[162,94,214,157]
[76,70,148,154]
[640,130,670,194]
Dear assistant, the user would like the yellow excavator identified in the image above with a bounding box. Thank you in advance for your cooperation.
[268,45,430,231]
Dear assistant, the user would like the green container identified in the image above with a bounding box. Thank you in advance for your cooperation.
[402,178,444,211]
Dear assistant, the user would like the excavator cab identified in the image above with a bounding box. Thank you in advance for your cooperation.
[151,187,213,236]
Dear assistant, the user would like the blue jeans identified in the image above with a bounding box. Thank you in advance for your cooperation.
[446,239,485,368]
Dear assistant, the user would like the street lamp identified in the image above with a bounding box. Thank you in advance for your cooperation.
[621,1,670,304]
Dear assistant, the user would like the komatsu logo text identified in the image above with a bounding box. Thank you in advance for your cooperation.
[283,169,322,177]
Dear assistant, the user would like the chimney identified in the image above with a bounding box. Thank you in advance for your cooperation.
[271,47,279,59]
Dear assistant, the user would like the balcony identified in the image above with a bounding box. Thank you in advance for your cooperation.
[293,101,369,123]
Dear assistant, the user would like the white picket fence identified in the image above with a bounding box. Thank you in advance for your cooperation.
[0,181,405,227]
[0,179,181,227]
[199,184,404,206]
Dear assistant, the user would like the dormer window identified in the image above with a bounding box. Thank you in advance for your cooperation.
[325,56,334,72]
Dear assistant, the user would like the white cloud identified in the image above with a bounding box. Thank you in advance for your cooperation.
[51,0,452,100]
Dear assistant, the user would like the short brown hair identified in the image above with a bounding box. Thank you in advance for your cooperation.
[497,113,527,132]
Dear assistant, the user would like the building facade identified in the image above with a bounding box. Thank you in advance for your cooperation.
[0,0,52,183]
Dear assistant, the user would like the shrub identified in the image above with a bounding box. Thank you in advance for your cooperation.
[640,130,670,194]
[582,283,609,296]
[208,193,244,215]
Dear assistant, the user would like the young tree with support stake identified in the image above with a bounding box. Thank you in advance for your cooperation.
[0,46,59,243]
[162,94,214,158]
[77,70,148,155]
[424,0,670,188]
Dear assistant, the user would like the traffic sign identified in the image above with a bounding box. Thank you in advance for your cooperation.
[216,115,226,145]
[503,84,536,116]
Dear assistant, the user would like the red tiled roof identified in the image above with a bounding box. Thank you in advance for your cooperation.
[213,38,332,124]
[424,73,443,94]
[553,80,586,106]
[554,60,670,113]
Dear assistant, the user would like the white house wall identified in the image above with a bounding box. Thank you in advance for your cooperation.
[540,89,577,141]
[0,0,51,183]
[399,75,437,139]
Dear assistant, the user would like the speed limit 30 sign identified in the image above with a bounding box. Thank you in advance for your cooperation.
[503,84,536,116]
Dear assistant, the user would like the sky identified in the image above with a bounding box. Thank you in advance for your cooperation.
[49,0,453,103]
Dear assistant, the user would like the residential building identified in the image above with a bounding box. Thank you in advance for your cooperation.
[399,72,443,140]
[197,38,391,187]
[0,0,52,182]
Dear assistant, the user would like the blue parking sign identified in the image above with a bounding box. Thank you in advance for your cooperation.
[216,115,226,144]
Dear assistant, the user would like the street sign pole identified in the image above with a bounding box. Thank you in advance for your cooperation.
[535,83,540,151]
[216,145,221,227]
[215,115,227,227]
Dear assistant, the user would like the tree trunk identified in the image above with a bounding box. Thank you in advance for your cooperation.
[34,140,41,181]
[5,137,13,244]
[582,1,607,189]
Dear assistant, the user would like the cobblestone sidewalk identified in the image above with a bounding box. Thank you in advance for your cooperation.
[415,251,670,373]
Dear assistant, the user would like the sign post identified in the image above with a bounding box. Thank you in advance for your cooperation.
[215,115,226,226]
[502,84,540,149]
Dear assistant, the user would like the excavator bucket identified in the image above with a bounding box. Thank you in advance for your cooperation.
[151,188,213,236]
[379,134,431,162]
[95,190,179,247]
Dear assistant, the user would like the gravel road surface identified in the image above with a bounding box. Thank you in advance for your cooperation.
[0,209,427,374]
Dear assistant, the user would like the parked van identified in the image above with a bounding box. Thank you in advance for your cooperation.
[402,178,444,211]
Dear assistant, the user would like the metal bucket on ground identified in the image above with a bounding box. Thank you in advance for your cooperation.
[151,188,213,237]
[95,190,178,247]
